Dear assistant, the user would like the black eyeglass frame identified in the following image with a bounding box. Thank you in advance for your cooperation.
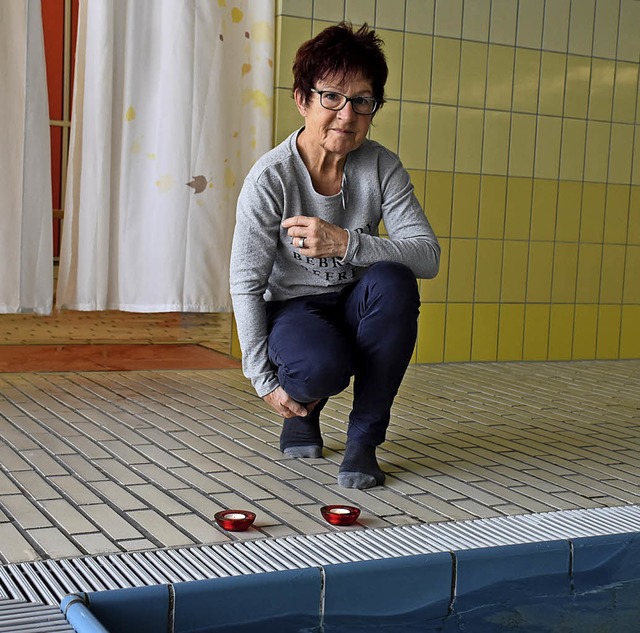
[310,88,381,115]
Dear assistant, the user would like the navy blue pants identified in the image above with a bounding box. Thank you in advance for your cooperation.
[266,262,420,447]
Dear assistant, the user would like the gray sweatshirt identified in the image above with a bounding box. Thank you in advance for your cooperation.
[230,128,440,397]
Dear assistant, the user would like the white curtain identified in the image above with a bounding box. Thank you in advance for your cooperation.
[57,0,274,312]
[0,0,53,314]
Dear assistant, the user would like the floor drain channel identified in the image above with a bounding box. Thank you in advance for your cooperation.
[2,505,639,608]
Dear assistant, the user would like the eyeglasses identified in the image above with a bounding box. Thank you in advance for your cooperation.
[311,88,380,115]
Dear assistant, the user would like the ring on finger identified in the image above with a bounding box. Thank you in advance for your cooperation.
[298,237,305,248]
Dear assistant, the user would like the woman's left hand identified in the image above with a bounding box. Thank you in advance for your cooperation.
[282,216,349,259]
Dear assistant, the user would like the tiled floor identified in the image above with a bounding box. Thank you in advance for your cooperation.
[0,343,240,372]
[0,311,232,352]
[0,323,638,566]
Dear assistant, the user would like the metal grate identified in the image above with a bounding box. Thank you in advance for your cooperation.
[0,597,73,632]
[2,504,640,612]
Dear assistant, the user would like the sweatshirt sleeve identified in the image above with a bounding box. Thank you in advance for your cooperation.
[229,169,282,398]
[342,151,440,279]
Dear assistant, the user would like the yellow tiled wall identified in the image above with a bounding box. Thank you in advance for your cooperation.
[274,0,640,363]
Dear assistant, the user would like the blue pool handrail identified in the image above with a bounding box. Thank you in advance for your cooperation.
[61,594,110,633]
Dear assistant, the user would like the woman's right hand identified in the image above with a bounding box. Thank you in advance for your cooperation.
[263,386,319,418]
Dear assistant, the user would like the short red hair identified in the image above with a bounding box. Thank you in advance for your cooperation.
[292,22,388,109]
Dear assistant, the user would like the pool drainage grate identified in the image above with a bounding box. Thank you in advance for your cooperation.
[2,504,640,612]
[0,597,74,632]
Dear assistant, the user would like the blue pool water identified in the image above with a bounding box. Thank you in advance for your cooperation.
[203,577,640,632]
[61,530,640,633]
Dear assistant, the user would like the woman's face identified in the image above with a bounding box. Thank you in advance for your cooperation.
[295,73,374,160]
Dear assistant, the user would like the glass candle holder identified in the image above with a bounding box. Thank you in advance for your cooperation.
[214,510,256,531]
[320,505,361,526]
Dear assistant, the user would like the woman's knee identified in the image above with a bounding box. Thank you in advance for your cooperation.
[278,346,353,402]
[364,262,419,311]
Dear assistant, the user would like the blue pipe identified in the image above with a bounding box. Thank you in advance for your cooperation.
[61,594,111,633]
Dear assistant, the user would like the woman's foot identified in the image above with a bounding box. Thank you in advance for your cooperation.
[338,440,385,489]
[284,445,323,458]
[280,415,323,458]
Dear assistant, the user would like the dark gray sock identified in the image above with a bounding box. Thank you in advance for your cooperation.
[284,445,322,458]
[280,400,327,458]
[338,440,385,489]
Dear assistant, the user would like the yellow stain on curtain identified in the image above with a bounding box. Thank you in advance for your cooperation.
[242,89,270,114]
[224,167,236,188]
[251,21,271,42]
[155,174,173,193]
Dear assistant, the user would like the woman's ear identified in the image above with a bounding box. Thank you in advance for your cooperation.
[293,89,308,116]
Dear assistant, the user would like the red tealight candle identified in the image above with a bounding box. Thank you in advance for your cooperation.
[214,510,256,531]
[320,505,361,526]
